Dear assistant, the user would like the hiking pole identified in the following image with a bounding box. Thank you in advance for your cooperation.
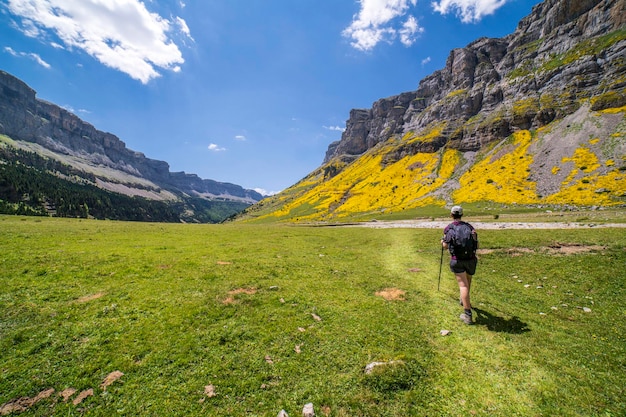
[438,243,444,292]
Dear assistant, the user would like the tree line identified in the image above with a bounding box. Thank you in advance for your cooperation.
[0,145,249,223]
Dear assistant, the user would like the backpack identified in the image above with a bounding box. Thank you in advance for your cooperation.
[448,222,477,260]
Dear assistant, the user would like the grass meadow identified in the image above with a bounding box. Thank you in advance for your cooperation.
[1,215,624,416]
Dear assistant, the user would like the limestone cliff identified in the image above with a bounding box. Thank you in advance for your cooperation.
[238,0,626,223]
[0,71,263,204]
[325,0,625,163]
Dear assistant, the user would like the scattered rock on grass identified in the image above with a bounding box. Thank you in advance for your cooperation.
[204,385,217,398]
[303,402,315,417]
[364,360,404,374]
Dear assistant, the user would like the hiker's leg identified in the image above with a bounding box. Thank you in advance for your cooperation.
[456,272,471,309]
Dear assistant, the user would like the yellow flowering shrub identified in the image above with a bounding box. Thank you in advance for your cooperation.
[599,105,626,114]
[406,123,445,144]
[545,170,625,205]
[545,143,626,205]
[438,149,459,179]
[453,130,537,203]
[562,147,601,174]
[253,105,625,222]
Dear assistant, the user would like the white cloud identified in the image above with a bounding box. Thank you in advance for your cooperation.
[323,125,346,132]
[254,188,279,197]
[208,143,226,152]
[175,16,193,42]
[343,0,423,51]
[421,56,431,65]
[4,46,51,68]
[6,0,192,83]
[234,135,246,141]
[431,0,508,23]
[399,15,422,46]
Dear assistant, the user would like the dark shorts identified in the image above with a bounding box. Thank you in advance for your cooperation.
[450,258,477,275]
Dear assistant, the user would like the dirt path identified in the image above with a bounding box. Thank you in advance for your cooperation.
[352,220,626,229]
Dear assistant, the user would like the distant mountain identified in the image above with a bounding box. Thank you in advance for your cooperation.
[237,0,626,223]
[0,70,263,222]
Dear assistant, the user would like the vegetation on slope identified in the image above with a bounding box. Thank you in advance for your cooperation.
[237,105,625,223]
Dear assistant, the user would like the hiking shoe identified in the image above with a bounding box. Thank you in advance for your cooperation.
[459,313,473,325]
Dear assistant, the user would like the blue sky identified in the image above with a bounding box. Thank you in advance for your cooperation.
[1,0,542,195]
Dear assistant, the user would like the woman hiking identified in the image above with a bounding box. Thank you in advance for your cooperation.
[441,206,478,325]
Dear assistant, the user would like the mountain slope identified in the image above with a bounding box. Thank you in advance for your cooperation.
[237,0,626,223]
[0,70,263,222]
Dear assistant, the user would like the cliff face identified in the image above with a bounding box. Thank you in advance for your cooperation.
[325,0,626,163]
[239,0,625,223]
[0,71,262,203]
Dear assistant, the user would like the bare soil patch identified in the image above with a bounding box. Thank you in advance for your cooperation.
[76,292,105,303]
[100,371,124,391]
[375,288,406,301]
[477,244,607,256]
[222,288,257,305]
[0,388,55,415]
[0,371,123,414]
[545,243,607,255]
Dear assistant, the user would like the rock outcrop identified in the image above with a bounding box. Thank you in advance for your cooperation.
[324,0,626,163]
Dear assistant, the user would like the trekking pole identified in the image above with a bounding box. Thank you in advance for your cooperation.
[438,243,444,292]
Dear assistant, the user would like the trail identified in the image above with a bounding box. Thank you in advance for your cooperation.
[351,220,626,229]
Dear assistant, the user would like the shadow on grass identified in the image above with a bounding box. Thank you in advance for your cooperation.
[473,308,530,334]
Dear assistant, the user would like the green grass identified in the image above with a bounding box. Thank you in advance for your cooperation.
[1,215,625,416]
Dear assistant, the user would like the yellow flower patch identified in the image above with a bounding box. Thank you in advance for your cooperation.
[562,147,601,174]
[453,131,537,204]
[438,149,459,179]
[545,170,625,205]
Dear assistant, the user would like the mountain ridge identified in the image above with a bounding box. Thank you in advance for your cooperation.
[0,69,263,205]
[237,0,626,223]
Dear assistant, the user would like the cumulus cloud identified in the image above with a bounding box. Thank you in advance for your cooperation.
[343,0,423,51]
[208,143,226,152]
[323,125,346,132]
[6,0,193,83]
[234,135,247,141]
[421,56,431,65]
[431,0,508,23]
[4,46,51,68]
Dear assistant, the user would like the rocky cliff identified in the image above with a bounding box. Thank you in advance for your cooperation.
[0,70,263,204]
[238,0,626,223]
[325,0,625,163]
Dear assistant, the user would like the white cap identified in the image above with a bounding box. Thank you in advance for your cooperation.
[451,205,463,216]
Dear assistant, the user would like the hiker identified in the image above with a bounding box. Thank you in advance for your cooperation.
[441,205,478,325]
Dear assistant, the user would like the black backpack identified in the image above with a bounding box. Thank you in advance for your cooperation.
[449,222,477,260]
